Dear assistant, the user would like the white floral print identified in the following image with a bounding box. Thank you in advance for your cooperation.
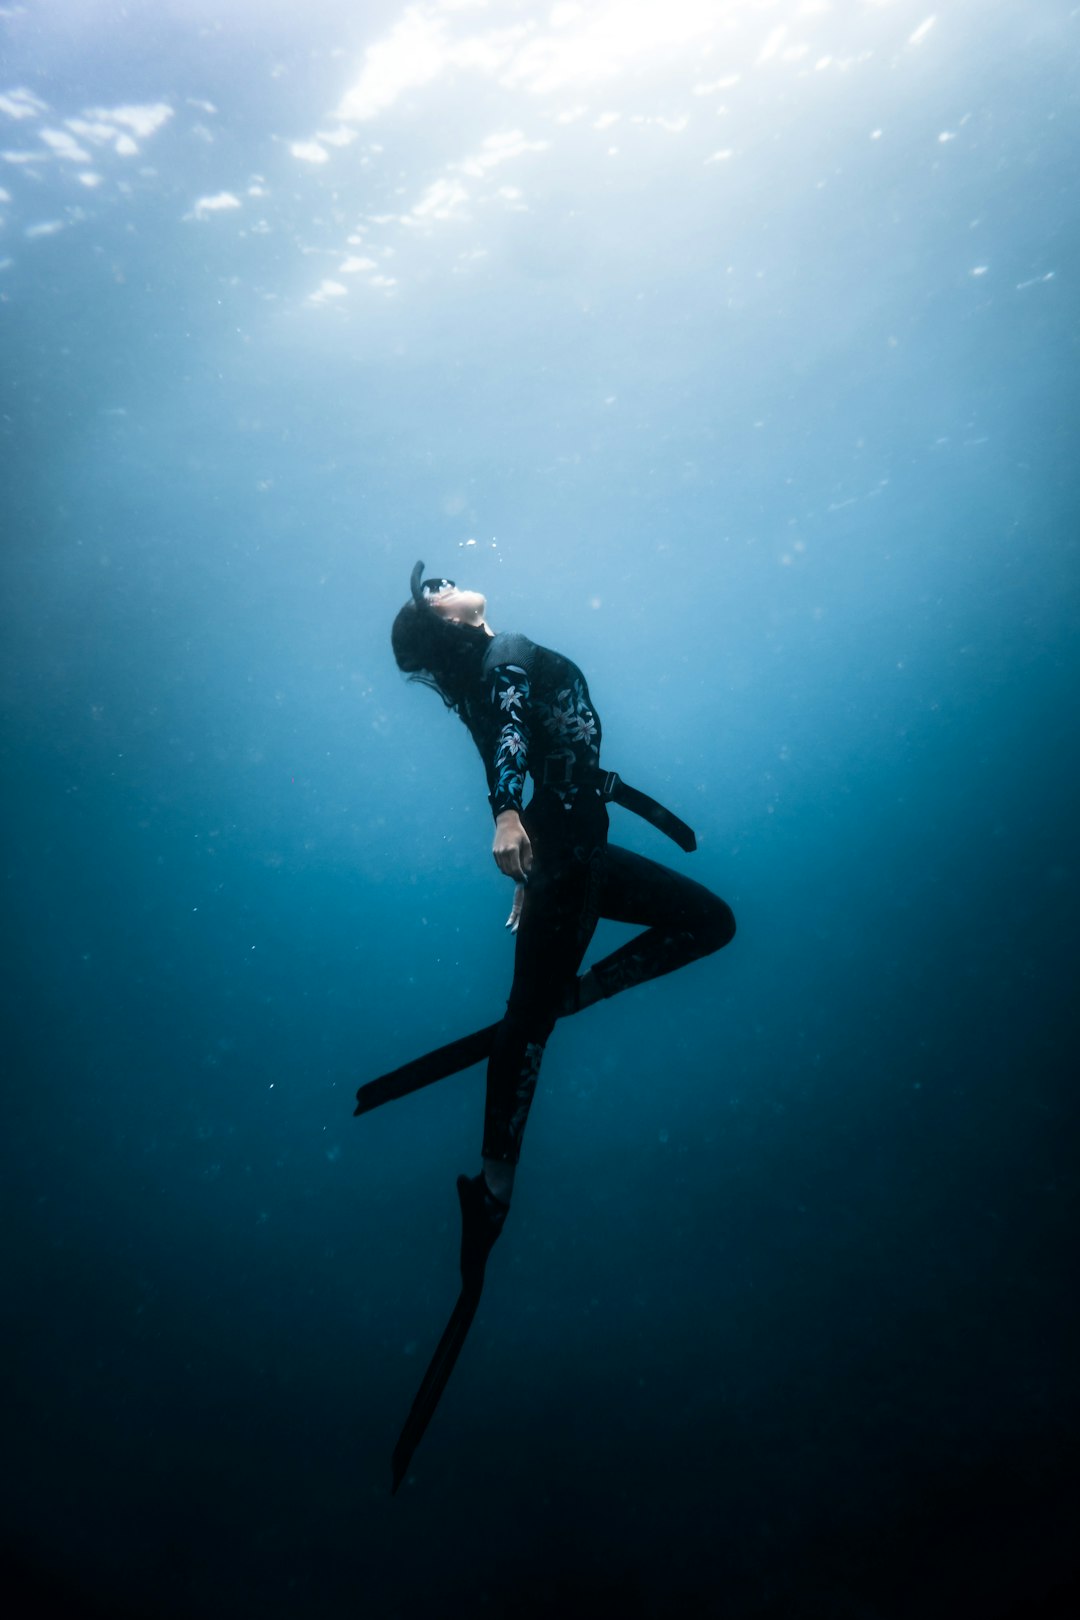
[486,643,602,817]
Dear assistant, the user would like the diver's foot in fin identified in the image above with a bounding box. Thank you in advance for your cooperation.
[456,1173,509,1292]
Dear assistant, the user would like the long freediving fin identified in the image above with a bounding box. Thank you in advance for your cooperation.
[355,979,589,1119]
[354,1021,500,1116]
[391,1284,480,1494]
[390,1173,508,1494]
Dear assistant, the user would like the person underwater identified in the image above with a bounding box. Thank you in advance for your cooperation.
[361,562,736,1491]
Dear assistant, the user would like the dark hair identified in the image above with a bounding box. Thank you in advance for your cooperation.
[391,600,500,772]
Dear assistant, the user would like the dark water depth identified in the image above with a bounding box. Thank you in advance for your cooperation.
[2,2,1077,1616]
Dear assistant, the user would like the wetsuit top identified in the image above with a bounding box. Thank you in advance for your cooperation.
[477,631,604,823]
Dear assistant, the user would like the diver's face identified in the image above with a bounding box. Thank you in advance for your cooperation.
[428,584,487,626]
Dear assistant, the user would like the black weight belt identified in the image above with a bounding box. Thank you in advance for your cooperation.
[541,756,696,854]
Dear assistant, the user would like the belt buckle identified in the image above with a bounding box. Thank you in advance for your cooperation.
[544,754,574,788]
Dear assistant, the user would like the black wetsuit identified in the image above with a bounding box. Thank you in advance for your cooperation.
[475,632,735,1166]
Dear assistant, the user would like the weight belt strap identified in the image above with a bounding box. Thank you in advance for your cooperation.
[541,759,697,853]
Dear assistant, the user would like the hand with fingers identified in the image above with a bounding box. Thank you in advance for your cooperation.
[505,886,525,934]
[492,809,533,884]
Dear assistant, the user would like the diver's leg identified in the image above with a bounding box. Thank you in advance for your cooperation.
[570,845,735,1010]
[480,841,603,1199]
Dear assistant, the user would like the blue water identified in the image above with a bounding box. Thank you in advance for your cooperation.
[3,3,1077,1616]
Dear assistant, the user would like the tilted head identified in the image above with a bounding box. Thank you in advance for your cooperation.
[412,566,489,629]
[391,561,492,712]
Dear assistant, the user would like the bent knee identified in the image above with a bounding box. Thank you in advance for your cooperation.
[698,897,736,954]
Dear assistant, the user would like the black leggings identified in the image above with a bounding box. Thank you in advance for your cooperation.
[483,832,736,1164]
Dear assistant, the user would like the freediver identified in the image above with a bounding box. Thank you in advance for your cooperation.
[366,564,736,1489]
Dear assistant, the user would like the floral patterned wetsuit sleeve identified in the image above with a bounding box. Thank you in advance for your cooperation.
[488,663,532,817]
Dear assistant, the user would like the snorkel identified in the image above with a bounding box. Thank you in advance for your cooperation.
[410,560,426,608]
[411,562,456,607]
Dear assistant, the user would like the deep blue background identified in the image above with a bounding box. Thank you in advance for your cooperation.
[2,2,1077,1615]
